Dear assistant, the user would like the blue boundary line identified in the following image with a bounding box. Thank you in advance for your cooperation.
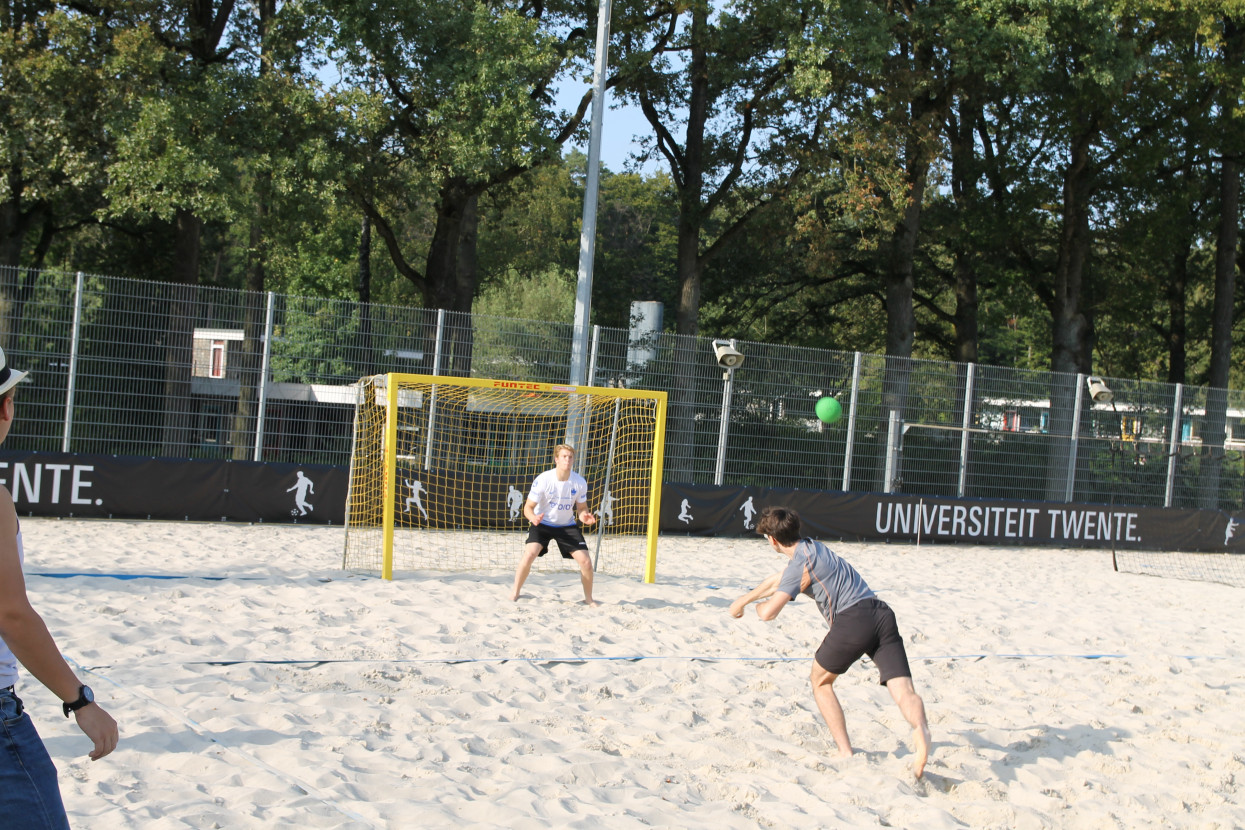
[32,573,274,581]
[80,652,1235,670]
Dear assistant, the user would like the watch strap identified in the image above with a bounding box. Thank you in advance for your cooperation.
[63,685,92,718]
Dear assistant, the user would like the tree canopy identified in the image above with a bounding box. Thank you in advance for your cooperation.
[2,0,1242,388]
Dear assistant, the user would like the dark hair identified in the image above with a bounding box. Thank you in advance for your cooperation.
[755,506,802,546]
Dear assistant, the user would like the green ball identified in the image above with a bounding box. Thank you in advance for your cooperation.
[815,396,843,424]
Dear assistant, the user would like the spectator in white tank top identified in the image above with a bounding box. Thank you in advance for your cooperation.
[0,346,120,828]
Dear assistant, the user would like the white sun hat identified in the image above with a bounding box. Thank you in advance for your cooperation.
[0,346,29,395]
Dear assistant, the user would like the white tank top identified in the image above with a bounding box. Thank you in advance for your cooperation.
[0,531,24,688]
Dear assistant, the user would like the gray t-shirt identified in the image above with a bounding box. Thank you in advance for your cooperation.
[776,538,874,628]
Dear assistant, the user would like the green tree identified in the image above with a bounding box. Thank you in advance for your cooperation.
[591,166,680,329]
[472,265,575,381]
[0,3,117,346]
[611,0,816,338]
[319,0,597,373]
[1199,10,1245,507]
[609,0,821,479]
[476,151,680,330]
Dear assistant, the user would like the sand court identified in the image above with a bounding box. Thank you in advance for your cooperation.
[15,517,1245,828]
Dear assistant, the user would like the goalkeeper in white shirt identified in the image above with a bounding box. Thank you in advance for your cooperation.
[510,444,599,606]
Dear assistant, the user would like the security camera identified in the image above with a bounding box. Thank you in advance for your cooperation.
[712,340,745,370]
[1086,375,1113,403]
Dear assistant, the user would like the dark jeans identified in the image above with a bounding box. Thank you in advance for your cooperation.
[0,687,70,830]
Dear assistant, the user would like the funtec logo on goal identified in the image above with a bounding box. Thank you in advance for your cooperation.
[491,380,544,391]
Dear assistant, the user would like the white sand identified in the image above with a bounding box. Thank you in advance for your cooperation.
[15,517,1245,829]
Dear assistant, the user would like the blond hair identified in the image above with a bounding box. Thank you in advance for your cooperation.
[553,443,575,461]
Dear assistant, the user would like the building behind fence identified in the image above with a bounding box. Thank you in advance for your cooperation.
[2,266,1243,514]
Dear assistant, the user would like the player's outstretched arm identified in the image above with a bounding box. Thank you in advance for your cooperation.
[577,502,596,525]
[754,590,792,620]
[729,572,783,618]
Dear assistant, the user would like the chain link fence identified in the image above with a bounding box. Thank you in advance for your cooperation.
[2,265,1242,512]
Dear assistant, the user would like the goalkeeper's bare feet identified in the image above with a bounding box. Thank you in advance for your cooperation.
[583,598,599,607]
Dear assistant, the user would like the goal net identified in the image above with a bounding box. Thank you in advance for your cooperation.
[343,374,668,582]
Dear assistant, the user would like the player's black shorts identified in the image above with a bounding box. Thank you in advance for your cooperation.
[814,598,912,685]
[525,523,589,559]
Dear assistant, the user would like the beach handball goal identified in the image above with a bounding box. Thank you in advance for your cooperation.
[343,374,668,582]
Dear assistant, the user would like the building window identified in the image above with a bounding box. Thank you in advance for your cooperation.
[192,328,243,379]
[210,340,226,379]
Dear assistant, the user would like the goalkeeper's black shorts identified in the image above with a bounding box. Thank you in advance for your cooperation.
[526,524,589,559]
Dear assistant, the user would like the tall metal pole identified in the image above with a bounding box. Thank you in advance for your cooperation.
[1165,383,1184,508]
[713,339,737,485]
[253,291,276,462]
[957,362,975,497]
[569,0,613,387]
[1065,374,1086,502]
[424,309,445,471]
[61,272,85,452]
[714,373,736,485]
[587,324,601,387]
[883,409,901,494]
[841,352,862,491]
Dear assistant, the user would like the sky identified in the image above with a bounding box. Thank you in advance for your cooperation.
[317,52,661,176]
[557,84,658,175]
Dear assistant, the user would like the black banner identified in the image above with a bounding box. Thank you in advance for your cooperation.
[0,451,347,524]
[3,449,1240,552]
[661,483,1245,553]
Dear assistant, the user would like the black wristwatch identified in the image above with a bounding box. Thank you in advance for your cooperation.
[63,684,94,718]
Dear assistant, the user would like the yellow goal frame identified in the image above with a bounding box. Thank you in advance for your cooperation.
[347,373,668,583]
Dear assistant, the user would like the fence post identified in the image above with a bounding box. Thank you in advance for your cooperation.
[431,309,445,376]
[1064,373,1086,502]
[253,291,276,462]
[588,324,600,386]
[884,408,901,493]
[424,309,446,471]
[61,271,85,453]
[713,339,738,485]
[841,351,862,491]
[1165,383,1184,508]
[957,362,975,497]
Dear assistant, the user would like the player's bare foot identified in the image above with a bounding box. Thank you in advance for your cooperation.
[912,726,931,778]
[583,598,599,607]
[509,589,521,601]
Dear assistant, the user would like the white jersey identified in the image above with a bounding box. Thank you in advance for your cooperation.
[527,469,588,528]
[0,531,24,688]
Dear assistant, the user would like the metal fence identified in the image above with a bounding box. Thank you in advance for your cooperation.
[2,265,1242,512]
